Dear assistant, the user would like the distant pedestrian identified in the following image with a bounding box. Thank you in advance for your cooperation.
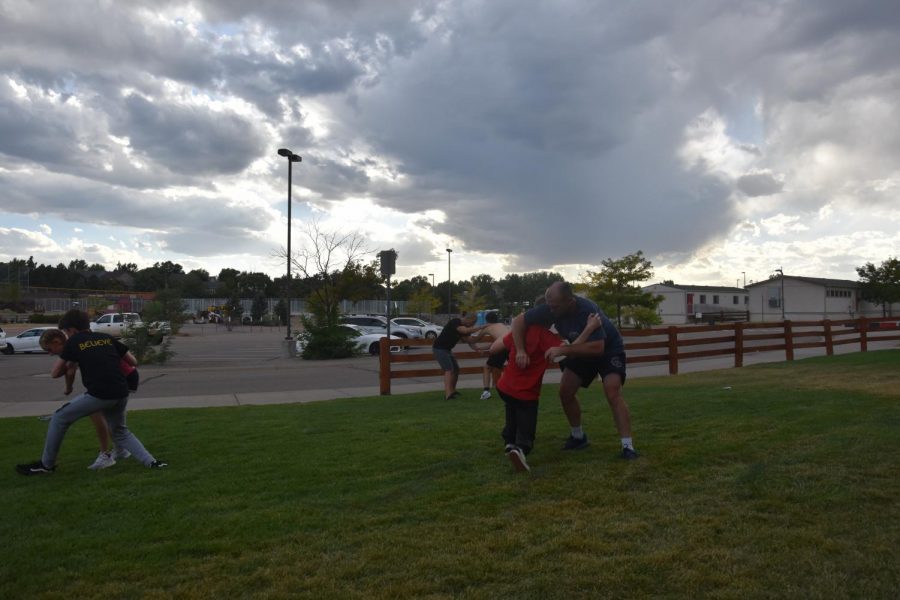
[16,309,166,476]
[431,313,485,400]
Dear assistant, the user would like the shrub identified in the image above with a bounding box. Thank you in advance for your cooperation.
[121,324,175,364]
[298,316,358,360]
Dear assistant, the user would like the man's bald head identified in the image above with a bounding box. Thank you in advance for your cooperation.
[545,281,576,318]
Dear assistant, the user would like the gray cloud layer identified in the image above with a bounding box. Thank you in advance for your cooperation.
[1,0,899,273]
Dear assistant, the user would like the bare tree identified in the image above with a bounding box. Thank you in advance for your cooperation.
[276,220,373,325]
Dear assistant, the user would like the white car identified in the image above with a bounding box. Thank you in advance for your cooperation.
[339,315,419,339]
[296,324,402,355]
[391,317,443,340]
[1,326,57,355]
[0,325,6,351]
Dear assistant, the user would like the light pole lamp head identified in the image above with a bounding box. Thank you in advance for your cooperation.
[290,154,302,162]
[446,248,452,253]
[277,148,292,157]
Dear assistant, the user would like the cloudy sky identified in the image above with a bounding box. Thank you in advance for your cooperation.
[1,0,898,287]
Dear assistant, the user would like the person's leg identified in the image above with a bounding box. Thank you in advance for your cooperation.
[490,366,503,388]
[449,356,460,396]
[501,395,516,448]
[41,393,114,468]
[442,370,455,397]
[89,412,111,452]
[103,398,157,466]
[515,399,539,455]
[603,373,632,439]
[559,368,583,429]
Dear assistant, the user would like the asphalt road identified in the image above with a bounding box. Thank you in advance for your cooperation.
[1,323,405,405]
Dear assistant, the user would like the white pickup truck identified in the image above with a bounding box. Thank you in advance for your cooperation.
[90,312,143,337]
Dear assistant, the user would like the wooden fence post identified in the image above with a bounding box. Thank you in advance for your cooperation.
[379,337,391,395]
[734,322,744,368]
[667,326,678,375]
[784,319,794,361]
[823,320,834,356]
[859,316,868,352]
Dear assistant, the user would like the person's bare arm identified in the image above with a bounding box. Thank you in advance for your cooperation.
[122,351,137,367]
[50,358,69,379]
[546,313,605,361]
[63,363,77,395]
[511,313,529,368]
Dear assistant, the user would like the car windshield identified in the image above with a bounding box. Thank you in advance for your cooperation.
[339,327,362,338]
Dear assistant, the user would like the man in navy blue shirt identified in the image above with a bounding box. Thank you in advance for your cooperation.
[511,281,637,459]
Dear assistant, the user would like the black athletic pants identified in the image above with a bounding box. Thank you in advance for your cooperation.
[499,390,539,455]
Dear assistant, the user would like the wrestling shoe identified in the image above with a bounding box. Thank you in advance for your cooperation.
[621,447,640,460]
[114,447,131,460]
[504,443,516,453]
[149,460,168,469]
[507,447,530,472]
[562,434,590,451]
[16,461,55,476]
[88,451,116,470]
[480,389,492,400]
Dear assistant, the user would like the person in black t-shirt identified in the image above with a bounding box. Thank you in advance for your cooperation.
[432,313,484,400]
[16,309,167,476]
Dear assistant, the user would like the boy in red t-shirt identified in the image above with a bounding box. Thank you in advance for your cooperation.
[489,313,602,472]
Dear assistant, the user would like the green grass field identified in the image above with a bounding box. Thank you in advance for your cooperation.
[2,350,899,599]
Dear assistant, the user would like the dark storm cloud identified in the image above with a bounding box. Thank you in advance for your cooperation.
[736,172,784,197]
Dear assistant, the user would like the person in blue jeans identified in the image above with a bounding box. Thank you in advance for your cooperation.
[15,309,167,475]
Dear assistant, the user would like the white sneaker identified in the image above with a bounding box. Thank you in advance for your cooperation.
[88,451,116,470]
[507,447,530,472]
[480,390,492,400]
[114,447,131,460]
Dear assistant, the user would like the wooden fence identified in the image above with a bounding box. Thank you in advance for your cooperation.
[378,316,900,395]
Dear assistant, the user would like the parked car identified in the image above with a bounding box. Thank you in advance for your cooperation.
[391,317,443,340]
[339,315,419,339]
[296,324,402,355]
[0,325,6,351]
[89,312,143,337]
[149,321,172,335]
[1,326,57,355]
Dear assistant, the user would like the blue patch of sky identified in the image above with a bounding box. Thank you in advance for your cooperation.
[723,98,764,147]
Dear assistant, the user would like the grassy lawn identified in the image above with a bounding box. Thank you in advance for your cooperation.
[2,350,899,599]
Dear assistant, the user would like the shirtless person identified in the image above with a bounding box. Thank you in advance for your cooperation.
[511,282,637,459]
[468,311,510,400]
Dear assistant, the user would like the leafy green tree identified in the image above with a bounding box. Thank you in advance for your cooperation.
[857,257,900,317]
[583,251,661,327]
[407,285,440,318]
[141,288,187,333]
[251,294,268,323]
[456,279,489,315]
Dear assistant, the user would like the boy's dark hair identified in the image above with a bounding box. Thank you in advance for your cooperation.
[485,311,499,323]
[534,295,546,306]
[58,309,91,332]
[39,328,66,350]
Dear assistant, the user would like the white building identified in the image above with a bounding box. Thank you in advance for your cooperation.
[745,275,898,322]
[643,283,749,325]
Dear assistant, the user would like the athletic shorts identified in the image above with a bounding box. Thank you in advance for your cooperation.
[433,347,459,373]
[486,348,509,369]
[560,352,627,388]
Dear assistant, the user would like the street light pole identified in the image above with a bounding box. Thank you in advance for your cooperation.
[742,271,746,288]
[446,248,452,318]
[277,148,301,341]
[428,273,435,321]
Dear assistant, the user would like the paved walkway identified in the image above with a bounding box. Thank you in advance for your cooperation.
[4,340,895,419]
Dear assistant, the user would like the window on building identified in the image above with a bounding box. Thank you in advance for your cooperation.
[744,296,749,305]
[699,294,706,303]
[733,296,739,305]
[713,295,719,304]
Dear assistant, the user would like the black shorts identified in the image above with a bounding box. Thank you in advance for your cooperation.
[560,352,627,388]
[486,348,509,369]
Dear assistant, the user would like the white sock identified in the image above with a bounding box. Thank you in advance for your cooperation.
[621,437,634,450]
[571,426,584,439]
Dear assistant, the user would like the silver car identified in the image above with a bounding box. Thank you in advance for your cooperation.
[391,317,443,340]
[1,326,56,355]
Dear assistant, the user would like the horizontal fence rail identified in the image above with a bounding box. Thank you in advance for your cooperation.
[377,317,900,395]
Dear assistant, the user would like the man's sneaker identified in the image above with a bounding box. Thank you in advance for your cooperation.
[114,448,131,460]
[507,447,530,472]
[149,460,168,469]
[16,461,55,476]
[446,391,461,400]
[621,447,640,460]
[504,443,516,453]
[562,434,590,451]
[88,451,116,470]
[480,390,492,400]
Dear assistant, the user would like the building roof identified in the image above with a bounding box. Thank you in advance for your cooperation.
[745,275,859,289]
[645,283,747,293]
